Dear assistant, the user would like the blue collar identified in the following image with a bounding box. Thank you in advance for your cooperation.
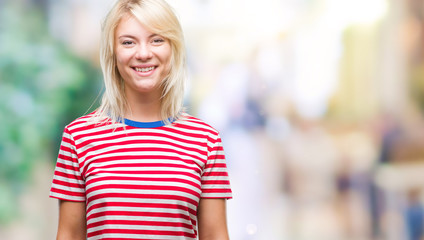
[122,118,173,128]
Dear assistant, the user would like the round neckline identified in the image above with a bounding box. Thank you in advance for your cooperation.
[122,118,172,128]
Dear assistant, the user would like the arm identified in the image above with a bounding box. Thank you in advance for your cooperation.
[56,200,87,240]
[197,198,230,240]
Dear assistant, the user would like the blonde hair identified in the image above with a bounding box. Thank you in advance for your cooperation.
[94,0,186,125]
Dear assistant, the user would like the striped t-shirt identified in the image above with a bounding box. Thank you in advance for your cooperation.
[49,112,232,240]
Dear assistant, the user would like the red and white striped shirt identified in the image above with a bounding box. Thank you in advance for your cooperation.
[50,112,232,240]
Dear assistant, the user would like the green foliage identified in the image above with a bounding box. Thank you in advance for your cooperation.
[0,3,102,224]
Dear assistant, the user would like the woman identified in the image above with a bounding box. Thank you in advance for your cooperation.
[49,0,232,239]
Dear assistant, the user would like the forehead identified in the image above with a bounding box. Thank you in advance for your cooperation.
[115,15,153,37]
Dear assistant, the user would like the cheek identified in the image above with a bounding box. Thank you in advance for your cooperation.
[115,56,125,72]
[116,52,128,65]
[161,56,172,76]
[115,54,130,79]
[159,44,172,63]
[115,53,132,76]
[161,48,172,71]
[115,46,133,63]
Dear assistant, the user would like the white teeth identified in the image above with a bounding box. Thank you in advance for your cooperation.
[135,67,155,72]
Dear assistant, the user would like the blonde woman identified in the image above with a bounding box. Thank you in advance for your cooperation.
[49,0,232,239]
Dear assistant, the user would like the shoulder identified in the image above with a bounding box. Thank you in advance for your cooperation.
[173,113,221,138]
[63,111,114,135]
[64,111,95,129]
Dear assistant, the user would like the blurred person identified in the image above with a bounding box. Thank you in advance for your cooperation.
[333,129,377,240]
[369,113,402,239]
[48,0,232,239]
[282,116,342,239]
[405,188,424,240]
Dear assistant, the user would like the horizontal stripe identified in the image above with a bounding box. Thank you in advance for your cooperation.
[52,179,84,189]
[201,183,231,188]
[81,152,205,171]
[86,192,199,209]
[87,219,193,232]
[50,188,85,199]
[78,133,208,153]
[86,188,201,204]
[85,173,201,187]
[53,174,85,185]
[86,198,197,214]
[85,179,201,194]
[87,202,196,221]
[92,233,193,240]
[87,216,195,229]
[79,140,207,161]
[87,228,195,239]
[86,175,201,189]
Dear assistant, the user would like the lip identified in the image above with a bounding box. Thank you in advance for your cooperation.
[131,64,157,77]
[132,64,156,68]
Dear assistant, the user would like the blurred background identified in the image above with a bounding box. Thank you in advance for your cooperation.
[1,0,424,239]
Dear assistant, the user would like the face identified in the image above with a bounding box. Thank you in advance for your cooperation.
[115,15,172,97]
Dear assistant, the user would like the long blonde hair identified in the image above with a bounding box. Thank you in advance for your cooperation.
[94,0,186,125]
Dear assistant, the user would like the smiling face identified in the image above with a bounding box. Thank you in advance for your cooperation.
[115,15,172,98]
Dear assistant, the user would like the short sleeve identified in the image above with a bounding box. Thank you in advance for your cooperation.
[201,134,232,199]
[49,127,86,202]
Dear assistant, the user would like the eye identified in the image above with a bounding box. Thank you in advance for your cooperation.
[152,38,165,45]
[122,40,134,45]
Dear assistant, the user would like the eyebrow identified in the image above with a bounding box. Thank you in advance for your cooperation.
[118,34,160,39]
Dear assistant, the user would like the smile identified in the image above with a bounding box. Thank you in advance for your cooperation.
[134,66,155,72]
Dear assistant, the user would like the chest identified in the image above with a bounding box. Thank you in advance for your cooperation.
[74,130,209,206]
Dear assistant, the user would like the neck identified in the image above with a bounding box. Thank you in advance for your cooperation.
[124,88,162,122]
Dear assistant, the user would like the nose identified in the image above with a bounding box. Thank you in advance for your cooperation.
[135,43,153,61]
